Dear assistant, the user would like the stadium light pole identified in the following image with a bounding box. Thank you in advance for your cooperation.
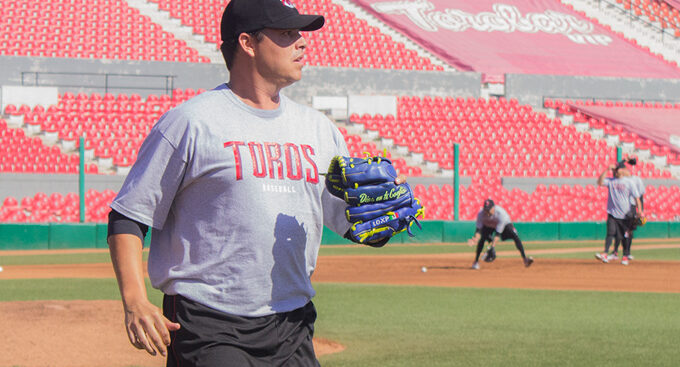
[454,143,460,221]
[79,136,85,223]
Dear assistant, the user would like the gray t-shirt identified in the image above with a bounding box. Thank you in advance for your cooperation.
[111,84,350,317]
[629,175,645,205]
[603,177,640,219]
[476,205,511,233]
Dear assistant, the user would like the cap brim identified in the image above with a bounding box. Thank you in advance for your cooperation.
[268,14,325,31]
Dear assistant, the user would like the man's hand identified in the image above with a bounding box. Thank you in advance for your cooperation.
[124,299,181,357]
[467,233,481,247]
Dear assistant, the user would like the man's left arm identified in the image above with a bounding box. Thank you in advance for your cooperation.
[635,197,643,217]
[491,234,500,248]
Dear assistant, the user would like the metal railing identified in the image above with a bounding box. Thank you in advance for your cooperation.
[596,0,679,42]
[20,71,176,96]
[542,95,680,106]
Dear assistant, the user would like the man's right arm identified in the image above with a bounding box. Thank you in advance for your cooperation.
[467,231,481,246]
[108,213,180,357]
[597,164,615,186]
[467,212,483,246]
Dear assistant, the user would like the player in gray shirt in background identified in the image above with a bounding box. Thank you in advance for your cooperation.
[596,161,643,266]
[610,157,645,261]
[467,199,534,270]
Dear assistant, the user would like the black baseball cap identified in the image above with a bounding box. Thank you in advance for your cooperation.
[221,0,325,43]
[483,199,495,212]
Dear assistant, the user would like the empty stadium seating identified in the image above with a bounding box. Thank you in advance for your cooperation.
[348,94,678,222]
[3,89,422,175]
[147,0,441,70]
[546,97,678,178]
[2,0,679,224]
[0,189,116,223]
[414,182,680,222]
[617,0,680,37]
[561,0,680,70]
[0,0,207,62]
[5,90,678,222]
[0,118,97,174]
[353,96,629,177]
[2,179,677,223]
[1,90,197,173]
[337,126,422,176]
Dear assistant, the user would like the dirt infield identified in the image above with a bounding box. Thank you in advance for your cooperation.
[1,245,679,367]
[314,254,680,293]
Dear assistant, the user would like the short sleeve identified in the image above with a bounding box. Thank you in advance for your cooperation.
[629,180,641,199]
[638,177,646,194]
[475,211,483,229]
[495,208,511,233]
[110,114,189,229]
[322,122,351,236]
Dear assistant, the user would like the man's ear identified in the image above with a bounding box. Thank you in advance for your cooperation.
[238,33,257,58]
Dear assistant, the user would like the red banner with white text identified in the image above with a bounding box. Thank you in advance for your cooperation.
[352,0,680,80]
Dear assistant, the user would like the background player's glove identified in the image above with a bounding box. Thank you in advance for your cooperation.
[636,215,647,226]
[483,246,496,262]
[326,155,425,247]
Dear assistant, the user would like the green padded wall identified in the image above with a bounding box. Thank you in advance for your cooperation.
[0,224,49,250]
[321,226,353,245]
[635,222,669,239]
[96,223,109,249]
[558,222,606,240]
[514,222,560,241]
[0,222,677,248]
[401,220,443,243]
[442,221,476,242]
[49,223,97,249]
[670,222,680,238]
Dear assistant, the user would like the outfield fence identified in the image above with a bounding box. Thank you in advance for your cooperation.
[0,221,678,250]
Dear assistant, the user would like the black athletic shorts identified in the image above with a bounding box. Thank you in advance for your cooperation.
[163,294,320,367]
[625,205,639,232]
[606,213,632,238]
[479,223,519,242]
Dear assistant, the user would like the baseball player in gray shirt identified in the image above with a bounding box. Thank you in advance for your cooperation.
[467,199,534,270]
[106,1,404,365]
[596,161,643,265]
[610,158,646,261]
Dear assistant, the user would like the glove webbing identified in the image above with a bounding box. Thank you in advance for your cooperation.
[351,211,423,244]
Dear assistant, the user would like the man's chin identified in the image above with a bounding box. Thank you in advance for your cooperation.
[286,71,303,84]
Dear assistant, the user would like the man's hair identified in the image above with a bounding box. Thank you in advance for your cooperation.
[220,31,263,70]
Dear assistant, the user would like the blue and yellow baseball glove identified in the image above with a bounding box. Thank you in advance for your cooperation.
[325,155,425,247]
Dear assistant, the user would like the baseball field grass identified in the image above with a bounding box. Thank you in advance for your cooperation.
[314,284,680,367]
[1,239,679,367]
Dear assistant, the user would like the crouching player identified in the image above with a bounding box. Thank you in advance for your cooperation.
[467,199,534,270]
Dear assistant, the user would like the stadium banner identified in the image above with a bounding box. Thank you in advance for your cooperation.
[568,104,680,153]
[353,0,680,81]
